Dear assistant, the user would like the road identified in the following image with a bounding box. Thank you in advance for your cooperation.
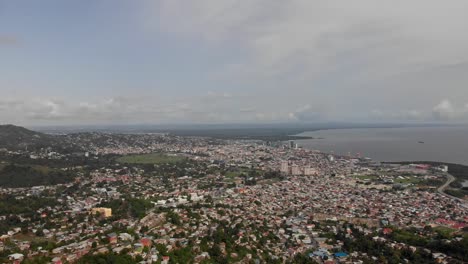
[438,173,467,204]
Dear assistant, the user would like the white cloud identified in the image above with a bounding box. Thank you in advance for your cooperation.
[432,99,455,120]
[152,0,468,80]
[289,104,324,122]
[431,99,468,121]
[139,0,468,123]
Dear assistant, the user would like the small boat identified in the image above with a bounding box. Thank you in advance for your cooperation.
[418,141,425,144]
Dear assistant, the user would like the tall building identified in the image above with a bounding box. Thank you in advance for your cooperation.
[291,164,301,175]
[280,161,289,174]
[304,167,317,176]
[289,140,295,149]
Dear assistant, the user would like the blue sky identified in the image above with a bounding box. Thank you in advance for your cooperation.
[1,0,468,125]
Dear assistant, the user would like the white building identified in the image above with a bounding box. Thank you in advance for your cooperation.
[291,164,301,175]
[304,167,317,176]
[280,161,289,174]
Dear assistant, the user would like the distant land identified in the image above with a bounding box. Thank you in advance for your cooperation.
[30,122,452,141]
[2,122,461,148]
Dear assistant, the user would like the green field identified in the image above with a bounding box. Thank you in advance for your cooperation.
[116,153,186,164]
[225,171,246,178]
[433,226,456,238]
[394,176,422,184]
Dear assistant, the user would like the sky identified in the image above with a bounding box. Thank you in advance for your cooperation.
[1,0,468,126]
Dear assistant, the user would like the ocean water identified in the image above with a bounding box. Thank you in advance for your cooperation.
[296,126,468,165]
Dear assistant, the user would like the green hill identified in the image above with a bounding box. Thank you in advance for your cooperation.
[0,124,62,151]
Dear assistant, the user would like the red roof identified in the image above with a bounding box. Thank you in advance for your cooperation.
[383,228,393,235]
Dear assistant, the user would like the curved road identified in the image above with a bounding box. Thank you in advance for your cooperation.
[438,173,467,204]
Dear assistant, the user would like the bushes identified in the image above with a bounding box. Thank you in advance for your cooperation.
[0,164,74,187]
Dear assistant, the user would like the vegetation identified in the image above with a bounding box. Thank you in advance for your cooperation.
[0,124,80,152]
[77,253,136,264]
[387,161,468,198]
[389,161,468,182]
[387,227,468,261]
[0,164,75,187]
[0,125,55,150]
[444,189,468,199]
[116,153,186,164]
[99,197,153,219]
[0,194,58,234]
[339,227,436,264]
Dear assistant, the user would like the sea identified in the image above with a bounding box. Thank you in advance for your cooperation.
[296,126,468,166]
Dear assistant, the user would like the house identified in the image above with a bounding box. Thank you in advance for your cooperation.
[310,248,330,259]
[51,257,63,264]
[134,243,144,254]
[140,237,152,248]
[107,233,118,244]
[382,228,393,235]
[91,207,112,218]
[119,232,133,241]
[334,252,349,259]
[161,256,170,264]
[8,253,24,261]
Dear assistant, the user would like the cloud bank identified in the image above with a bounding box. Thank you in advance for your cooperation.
[1,1,468,124]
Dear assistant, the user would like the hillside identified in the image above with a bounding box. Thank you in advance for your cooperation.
[0,124,61,151]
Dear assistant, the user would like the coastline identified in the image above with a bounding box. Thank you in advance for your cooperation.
[290,126,468,201]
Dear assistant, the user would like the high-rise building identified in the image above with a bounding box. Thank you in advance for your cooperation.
[291,164,301,175]
[280,161,289,174]
[289,140,295,149]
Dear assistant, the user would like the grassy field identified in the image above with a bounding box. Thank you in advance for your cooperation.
[394,176,422,184]
[433,226,456,238]
[116,153,186,164]
[14,233,54,243]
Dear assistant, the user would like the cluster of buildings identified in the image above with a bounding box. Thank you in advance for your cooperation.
[280,160,318,176]
[0,132,466,263]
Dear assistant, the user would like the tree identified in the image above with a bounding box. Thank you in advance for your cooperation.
[35,228,44,237]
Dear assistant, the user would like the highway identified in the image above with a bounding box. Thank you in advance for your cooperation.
[438,173,467,205]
